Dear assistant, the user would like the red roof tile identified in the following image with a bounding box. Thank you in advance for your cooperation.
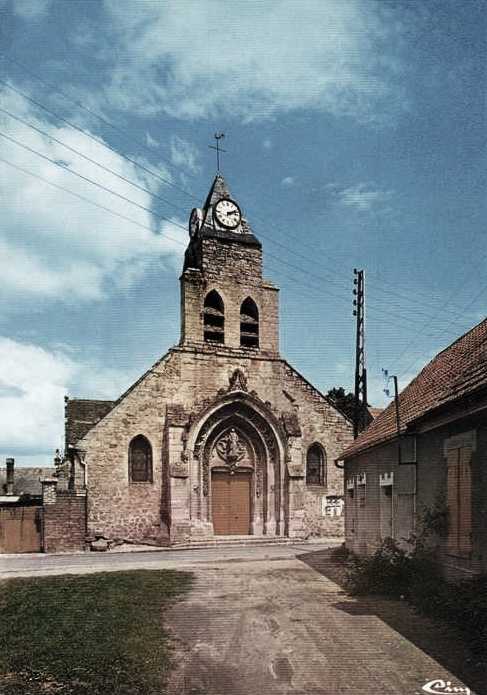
[341,317,487,458]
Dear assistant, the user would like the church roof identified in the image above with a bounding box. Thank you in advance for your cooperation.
[341,317,487,458]
[65,398,115,448]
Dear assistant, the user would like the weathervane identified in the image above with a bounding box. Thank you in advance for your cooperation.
[209,132,226,172]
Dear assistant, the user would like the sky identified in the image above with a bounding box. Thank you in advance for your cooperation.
[0,0,486,467]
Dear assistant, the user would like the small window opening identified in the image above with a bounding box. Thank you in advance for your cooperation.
[204,290,225,344]
[306,444,326,486]
[129,435,153,483]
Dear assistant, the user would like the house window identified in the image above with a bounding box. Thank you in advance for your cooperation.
[306,444,326,486]
[203,290,225,344]
[129,435,153,483]
[240,297,259,348]
[447,446,472,555]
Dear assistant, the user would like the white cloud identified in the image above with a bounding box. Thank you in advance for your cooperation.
[12,0,51,19]
[262,139,272,150]
[103,0,408,123]
[281,176,295,188]
[0,87,187,306]
[170,135,200,174]
[0,337,133,455]
[327,182,393,211]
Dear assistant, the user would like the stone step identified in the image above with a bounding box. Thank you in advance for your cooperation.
[171,536,303,551]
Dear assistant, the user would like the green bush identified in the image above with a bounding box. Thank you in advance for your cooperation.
[345,538,415,598]
[344,538,487,660]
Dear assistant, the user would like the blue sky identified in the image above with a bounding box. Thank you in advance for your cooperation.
[0,0,485,466]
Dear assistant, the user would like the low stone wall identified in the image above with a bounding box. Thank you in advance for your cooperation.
[43,493,87,553]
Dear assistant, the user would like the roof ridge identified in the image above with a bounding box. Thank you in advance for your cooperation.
[341,315,487,458]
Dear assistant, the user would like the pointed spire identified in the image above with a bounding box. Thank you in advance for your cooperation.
[202,173,232,213]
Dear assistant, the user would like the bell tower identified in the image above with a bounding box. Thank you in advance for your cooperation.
[180,174,279,355]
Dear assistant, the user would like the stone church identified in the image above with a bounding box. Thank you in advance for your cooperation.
[65,174,353,545]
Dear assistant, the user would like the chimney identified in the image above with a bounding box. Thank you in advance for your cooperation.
[6,457,14,496]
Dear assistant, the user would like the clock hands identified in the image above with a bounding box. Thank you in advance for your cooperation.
[214,197,241,229]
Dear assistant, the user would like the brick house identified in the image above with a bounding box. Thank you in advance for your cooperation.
[340,318,487,580]
[65,174,353,546]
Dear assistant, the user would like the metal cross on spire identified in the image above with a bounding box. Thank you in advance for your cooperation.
[209,132,226,172]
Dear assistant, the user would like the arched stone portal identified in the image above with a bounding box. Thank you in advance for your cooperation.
[190,397,287,537]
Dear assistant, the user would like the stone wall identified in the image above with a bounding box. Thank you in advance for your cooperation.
[43,493,87,553]
[180,264,279,354]
[79,346,352,543]
[201,237,263,283]
[344,413,487,579]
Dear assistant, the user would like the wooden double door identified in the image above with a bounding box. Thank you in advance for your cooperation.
[212,471,251,535]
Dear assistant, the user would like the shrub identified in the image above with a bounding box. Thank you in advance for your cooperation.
[345,538,414,598]
[344,537,487,661]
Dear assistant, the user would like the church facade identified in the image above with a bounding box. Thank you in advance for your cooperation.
[65,174,352,545]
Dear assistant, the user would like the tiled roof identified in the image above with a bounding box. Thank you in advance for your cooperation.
[0,467,56,496]
[341,317,487,458]
[65,399,114,447]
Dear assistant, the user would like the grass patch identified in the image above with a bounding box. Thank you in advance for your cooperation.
[0,570,192,695]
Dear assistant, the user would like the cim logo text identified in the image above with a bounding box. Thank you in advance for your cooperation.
[422,679,471,695]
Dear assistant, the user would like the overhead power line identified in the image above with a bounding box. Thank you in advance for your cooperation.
[0,128,473,336]
[0,144,473,342]
[2,53,195,197]
[0,78,198,203]
[0,106,188,216]
[0,155,186,247]
[397,279,487,380]
[0,128,189,232]
[0,73,482,337]
[3,57,481,323]
[0,74,476,324]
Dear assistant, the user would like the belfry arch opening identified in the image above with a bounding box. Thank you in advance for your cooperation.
[240,297,259,348]
[204,290,225,344]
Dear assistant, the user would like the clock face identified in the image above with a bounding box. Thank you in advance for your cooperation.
[189,208,200,236]
[214,198,242,230]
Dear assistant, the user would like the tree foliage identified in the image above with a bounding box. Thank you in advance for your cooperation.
[326,387,356,421]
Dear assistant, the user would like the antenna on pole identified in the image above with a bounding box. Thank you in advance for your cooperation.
[353,268,368,438]
[209,132,226,172]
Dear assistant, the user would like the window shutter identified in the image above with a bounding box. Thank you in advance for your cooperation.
[458,446,472,553]
[446,445,472,555]
[446,448,459,554]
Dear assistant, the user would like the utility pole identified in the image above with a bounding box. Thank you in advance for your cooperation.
[353,268,367,438]
[383,370,402,465]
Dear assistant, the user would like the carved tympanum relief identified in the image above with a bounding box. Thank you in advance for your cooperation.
[215,428,247,469]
